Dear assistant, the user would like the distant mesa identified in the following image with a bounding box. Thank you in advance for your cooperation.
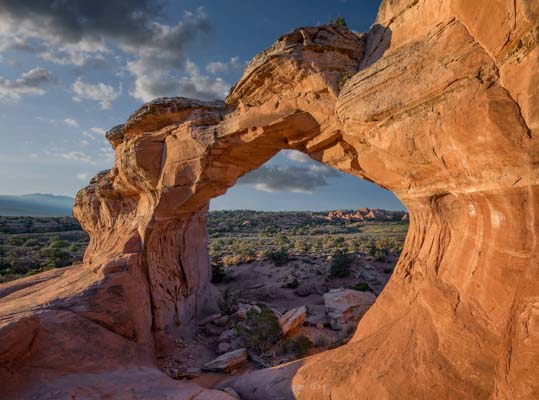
[318,208,408,222]
[0,194,74,217]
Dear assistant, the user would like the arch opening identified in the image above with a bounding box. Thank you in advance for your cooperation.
[154,149,409,380]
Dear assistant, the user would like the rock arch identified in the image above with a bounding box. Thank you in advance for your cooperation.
[1,0,538,399]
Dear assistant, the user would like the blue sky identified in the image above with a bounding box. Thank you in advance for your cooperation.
[0,0,404,211]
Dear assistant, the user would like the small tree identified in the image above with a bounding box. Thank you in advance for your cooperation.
[330,16,348,28]
[211,260,225,283]
[281,335,313,358]
[330,249,352,278]
[235,305,281,354]
[268,246,290,266]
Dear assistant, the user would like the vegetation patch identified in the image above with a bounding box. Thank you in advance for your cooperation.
[281,335,313,358]
[330,249,353,278]
[235,305,281,354]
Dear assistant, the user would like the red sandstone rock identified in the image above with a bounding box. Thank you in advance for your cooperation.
[279,306,307,337]
[1,1,538,398]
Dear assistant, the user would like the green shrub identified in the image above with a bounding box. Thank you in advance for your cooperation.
[314,335,328,347]
[285,278,300,289]
[351,282,371,292]
[374,248,387,262]
[281,335,313,357]
[49,239,70,249]
[219,288,237,315]
[329,250,352,278]
[268,247,289,266]
[211,261,226,283]
[329,16,348,28]
[24,239,41,247]
[235,305,280,354]
[333,236,345,248]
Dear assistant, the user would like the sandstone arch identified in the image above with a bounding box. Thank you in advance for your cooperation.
[1,0,538,399]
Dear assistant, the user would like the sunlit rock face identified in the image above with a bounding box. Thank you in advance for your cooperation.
[1,0,538,398]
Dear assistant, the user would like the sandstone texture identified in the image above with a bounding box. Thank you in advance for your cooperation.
[1,0,538,399]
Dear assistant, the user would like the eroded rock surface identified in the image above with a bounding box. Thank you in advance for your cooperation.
[1,0,538,398]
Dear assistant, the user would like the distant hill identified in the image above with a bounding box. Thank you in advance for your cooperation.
[0,194,74,217]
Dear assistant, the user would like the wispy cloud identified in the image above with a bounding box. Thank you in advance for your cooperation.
[90,127,106,135]
[206,57,242,75]
[72,78,120,109]
[284,150,313,164]
[0,67,55,101]
[61,151,94,164]
[63,118,79,127]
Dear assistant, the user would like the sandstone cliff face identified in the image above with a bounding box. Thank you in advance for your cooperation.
[1,1,538,399]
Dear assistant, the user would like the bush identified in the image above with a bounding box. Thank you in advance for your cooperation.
[281,335,313,358]
[351,282,371,292]
[235,305,281,354]
[329,250,352,278]
[383,267,393,274]
[49,239,70,249]
[284,278,299,289]
[374,248,387,262]
[333,236,345,248]
[222,254,254,266]
[329,16,348,28]
[211,261,226,283]
[219,288,237,315]
[24,238,41,247]
[267,247,289,266]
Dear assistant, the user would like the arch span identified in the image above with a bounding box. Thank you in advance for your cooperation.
[1,1,538,399]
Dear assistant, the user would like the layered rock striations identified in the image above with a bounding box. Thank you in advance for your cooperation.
[1,0,538,398]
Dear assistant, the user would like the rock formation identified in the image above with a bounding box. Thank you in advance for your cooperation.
[1,0,538,398]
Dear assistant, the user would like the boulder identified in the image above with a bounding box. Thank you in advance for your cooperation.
[323,289,376,330]
[217,342,232,355]
[279,306,307,337]
[202,349,247,372]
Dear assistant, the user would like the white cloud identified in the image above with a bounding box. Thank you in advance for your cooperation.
[76,172,89,181]
[98,146,115,161]
[284,150,313,164]
[63,118,79,127]
[72,78,120,109]
[206,57,241,74]
[90,127,106,135]
[0,67,55,101]
[129,58,230,102]
[81,130,94,140]
[61,151,94,164]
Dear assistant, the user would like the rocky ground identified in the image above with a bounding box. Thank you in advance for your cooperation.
[157,251,399,389]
